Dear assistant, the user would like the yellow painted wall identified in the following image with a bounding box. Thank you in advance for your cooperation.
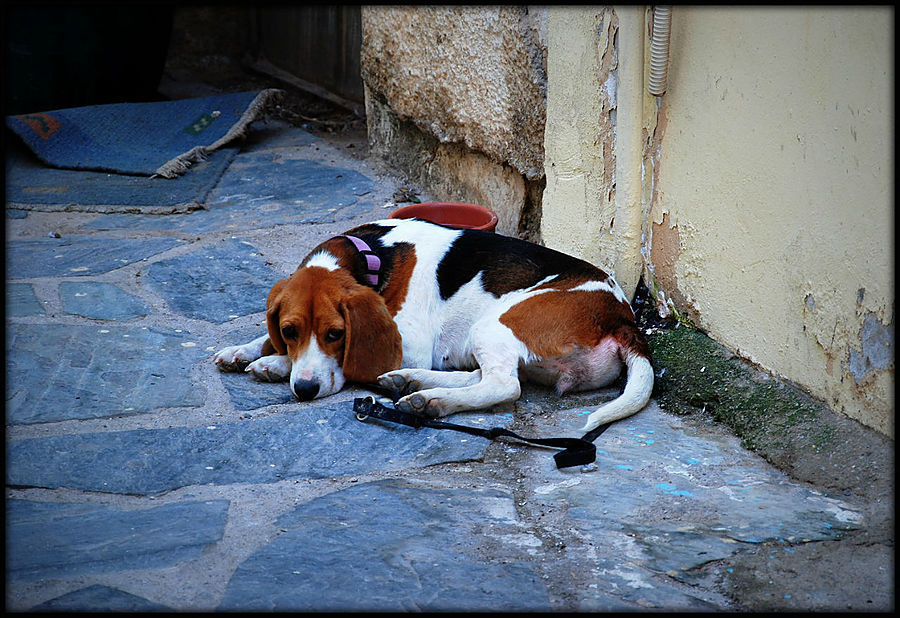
[543,6,893,435]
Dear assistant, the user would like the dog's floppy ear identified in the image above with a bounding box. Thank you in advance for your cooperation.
[265,279,289,355]
[340,287,402,383]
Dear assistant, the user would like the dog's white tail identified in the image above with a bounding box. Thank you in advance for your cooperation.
[581,351,654,432]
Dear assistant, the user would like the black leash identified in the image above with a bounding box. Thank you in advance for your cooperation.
[352,395,614,469]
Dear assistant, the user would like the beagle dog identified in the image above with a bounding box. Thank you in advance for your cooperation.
[213,218,653,432]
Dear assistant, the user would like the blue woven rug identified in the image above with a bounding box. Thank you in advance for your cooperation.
[5,90,282,214]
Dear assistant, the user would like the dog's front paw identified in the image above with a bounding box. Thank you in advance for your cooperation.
[213,345,257,372]
[396,391,449,418]
[246,355,291,382]
[377,370,422,397]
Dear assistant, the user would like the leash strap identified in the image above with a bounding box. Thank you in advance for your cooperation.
[352,396,613,469]
[338,235,381,287]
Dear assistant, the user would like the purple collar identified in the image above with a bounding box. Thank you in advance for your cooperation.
[336,235,381,287]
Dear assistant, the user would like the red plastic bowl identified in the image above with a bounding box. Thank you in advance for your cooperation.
[388,202,499,232]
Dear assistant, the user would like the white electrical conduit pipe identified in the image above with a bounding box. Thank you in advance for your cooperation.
[648,6,672,96]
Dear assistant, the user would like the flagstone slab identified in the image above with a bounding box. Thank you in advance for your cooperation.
[6,282,45,316]
[83,156,375,235]
[6,323,208,424]
[213,326,295,410]
[31,585,171,612]
[60,281,151,320]
[6,499,229,582]
[206,152,374,211]
[219,370,296,410]
[144,238,279,323]
[241,122,318,152]
[523,405,863,607]
[6,234,182,278]
[6,402,511,494]
[219,480,549,611]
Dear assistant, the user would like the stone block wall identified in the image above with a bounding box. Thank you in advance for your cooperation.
[360,6,548,239]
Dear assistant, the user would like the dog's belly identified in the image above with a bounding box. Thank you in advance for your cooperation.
[521,338,624,394]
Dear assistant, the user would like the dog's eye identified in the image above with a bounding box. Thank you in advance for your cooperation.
[324,328,345,343]
[281,325,297,340]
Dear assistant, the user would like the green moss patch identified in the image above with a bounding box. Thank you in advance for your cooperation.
[647,325,837,457]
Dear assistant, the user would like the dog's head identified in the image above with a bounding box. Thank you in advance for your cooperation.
[266,266,402,400]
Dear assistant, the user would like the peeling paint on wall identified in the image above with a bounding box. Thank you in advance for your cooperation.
[540,7,622,272]
[848,312,894,384]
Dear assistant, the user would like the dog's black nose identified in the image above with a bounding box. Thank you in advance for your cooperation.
[291,378,320,401]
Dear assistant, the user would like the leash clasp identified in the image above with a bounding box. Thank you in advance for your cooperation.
[353,395,376,421]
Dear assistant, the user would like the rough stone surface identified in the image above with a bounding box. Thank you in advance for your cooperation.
[361,6,547,181]
[7,499,229,581]
[365,93,528,236]
[219,480,550,611]
[6,323,209,424]
[60,281,151,320]
[7,282,45,316]
[145,238,280,323]
[361,7,548,238]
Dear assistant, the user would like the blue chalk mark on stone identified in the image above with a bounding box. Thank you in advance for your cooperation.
[6,499,229,582]
[60,281,150,320]
[655,482,694,497]
[686,458,701,465]
[615,464,633,471]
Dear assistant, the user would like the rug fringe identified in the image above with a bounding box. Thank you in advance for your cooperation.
[152,89,285,179]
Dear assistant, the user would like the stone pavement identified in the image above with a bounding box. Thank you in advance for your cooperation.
[5,120,869,611]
